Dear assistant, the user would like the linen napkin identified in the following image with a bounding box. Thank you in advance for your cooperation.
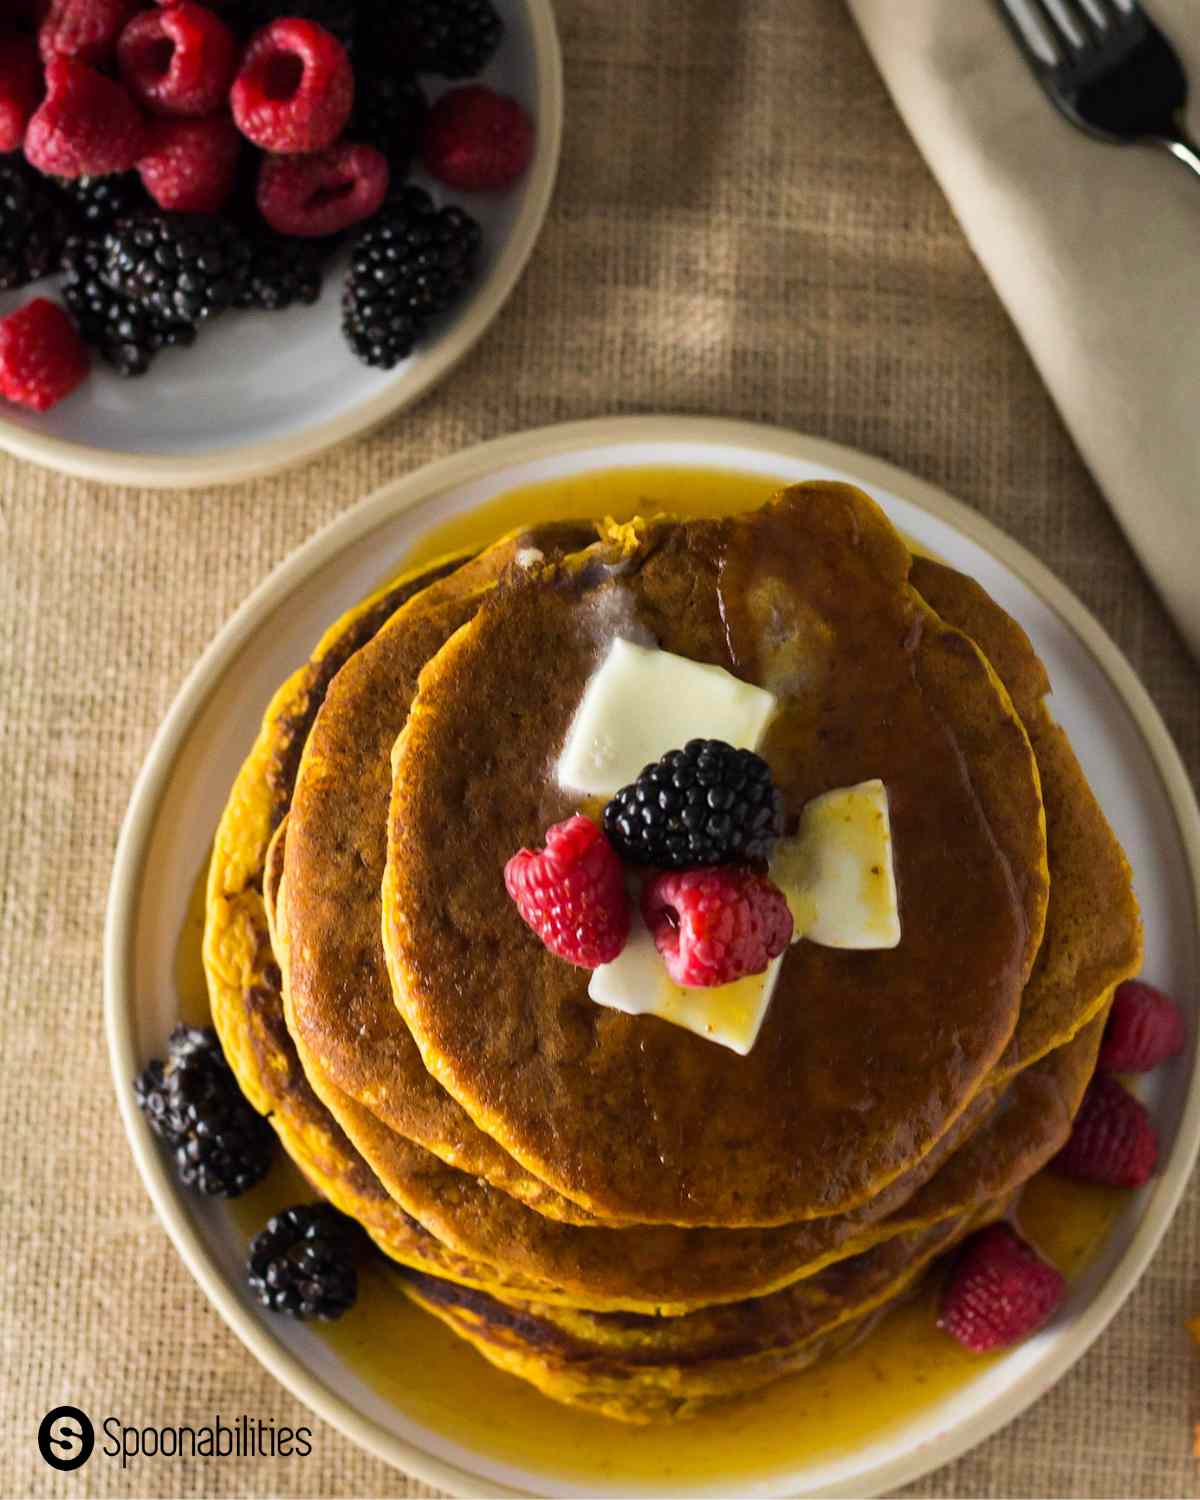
[846,0,1200,660]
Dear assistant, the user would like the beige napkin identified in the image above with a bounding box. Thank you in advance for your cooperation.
[847,0,1200,660]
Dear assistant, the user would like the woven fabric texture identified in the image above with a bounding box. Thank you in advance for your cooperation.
[1,2,1196,1495]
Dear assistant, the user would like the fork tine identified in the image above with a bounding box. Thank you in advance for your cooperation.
[1037,0,1096,47]
[996,0,1065,67]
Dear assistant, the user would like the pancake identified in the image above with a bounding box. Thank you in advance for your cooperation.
[399,1203,1002,1424]
[284,956,1098,1311]
[282,523,621,1229]
[910,558,1142,1075]
[204,549,466,1127]
[221,500,1122,1318]
[381,485,1049,1225]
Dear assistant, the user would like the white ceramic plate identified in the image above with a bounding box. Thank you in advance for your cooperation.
[105,417,1200,1498]
[0,1,561,489]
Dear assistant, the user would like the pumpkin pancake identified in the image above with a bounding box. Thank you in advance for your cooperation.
[281,523,623,1229]
[204,549,467,1128]
[283,945,1097,1312]
[276,524,618,1227]
[381,485,1048,1226]
[399,1203,1001,1424]
[909,558,1142,1076]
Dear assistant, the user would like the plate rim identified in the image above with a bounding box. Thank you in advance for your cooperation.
[103,414,1200,1498]
[0,1,563,492]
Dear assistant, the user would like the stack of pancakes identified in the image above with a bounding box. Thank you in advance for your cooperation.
[203,483,1141,1423]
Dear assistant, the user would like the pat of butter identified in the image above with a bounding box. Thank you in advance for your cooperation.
[556,639,778,797]
[773,779,900,950]
[588,913,784,1056]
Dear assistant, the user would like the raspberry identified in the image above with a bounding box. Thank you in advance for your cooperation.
[231,18,353,154]
[1053,1075,1159,1187]
[137,114,241,213]
[504,815,630,969]
[423,85,535,192]
[0,32,42,152]
[38,0,139,65]
[641,867,793,988]
[117,3,238,119]
[257,142,386,238]
[0,297,89,412]
[937,1223,1065,1353]
[24,56,146,178]
[1098,980,1187,1074]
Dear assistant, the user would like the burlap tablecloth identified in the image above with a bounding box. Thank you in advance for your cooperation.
[2,2,1197,1496]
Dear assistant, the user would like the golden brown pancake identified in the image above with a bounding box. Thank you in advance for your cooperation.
[382,486,1048,1225]
[399,1203,1001,1424]
[910,558,1142,1076]
[285,965,1097,1311]
[281,525,614,1227]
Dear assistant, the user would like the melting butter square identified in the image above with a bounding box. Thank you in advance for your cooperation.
[556,639,778,797]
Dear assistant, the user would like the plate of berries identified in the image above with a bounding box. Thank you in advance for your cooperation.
[0,0,561,486]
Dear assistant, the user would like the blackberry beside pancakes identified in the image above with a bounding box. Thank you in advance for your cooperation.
[202,481,1139,1420]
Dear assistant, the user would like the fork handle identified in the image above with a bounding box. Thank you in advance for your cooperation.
[1151,118,1200,182]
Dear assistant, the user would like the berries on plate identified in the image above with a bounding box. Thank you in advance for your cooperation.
[423,84,535,192]
[1053,1074,1159,1187]
[3,0,528,389]
[137,114,242,214]
[247,1203,359,1321]
[38,0,140,67]
[1098,979,1186,1074]
[134,1024,275,1197]
[24,55,146,178]
[0,31,42,153]
[938,1223,1065,1353]
[604,740,786,869]
[504,814,631,969]
[231,17,353,155]
[117,2,239,119]
[0,154,75,291]
[641,866,793,988]
[341,185,480,368]
[62,233,196,375]
[257,140,387,238]
[101,210,250,324]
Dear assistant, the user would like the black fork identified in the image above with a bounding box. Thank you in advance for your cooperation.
[994,0,1200,179]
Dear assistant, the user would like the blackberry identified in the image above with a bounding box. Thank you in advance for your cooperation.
[247,1203,359,1320]
[365,0,502,79]
[62,236,197,376]
[603,739,786,869]
[61,173,151,234]
[351,70,427,184]
[101,212,252,326]
[135,1025,275,1196]
[234,231,331,312]
[0,154,75,291]
[341,186,480,369]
